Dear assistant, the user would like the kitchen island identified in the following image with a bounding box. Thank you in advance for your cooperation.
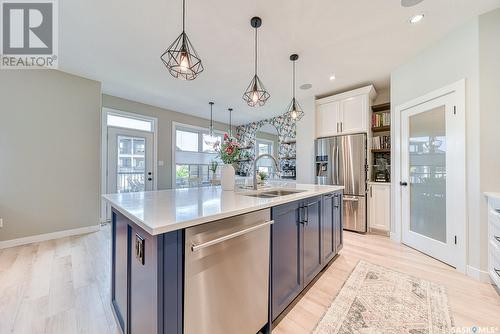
[103,184,344,334]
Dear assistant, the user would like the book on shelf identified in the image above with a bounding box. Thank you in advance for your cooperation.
[372,135,391,150]
[372,112,390,128]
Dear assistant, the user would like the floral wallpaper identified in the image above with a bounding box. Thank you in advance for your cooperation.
[235,114,297,177]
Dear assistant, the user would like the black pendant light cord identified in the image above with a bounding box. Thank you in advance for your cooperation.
[254,27,258,76]
[292,60,296,100]
[182,0,186,32]
[209,102,214,131]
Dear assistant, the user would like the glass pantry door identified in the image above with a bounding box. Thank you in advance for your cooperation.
[400,91,465,269]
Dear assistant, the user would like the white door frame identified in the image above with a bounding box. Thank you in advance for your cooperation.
[392,79,466,273]
[100,108,158,222]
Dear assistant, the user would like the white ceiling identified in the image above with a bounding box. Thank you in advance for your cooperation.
[59,0,500,125]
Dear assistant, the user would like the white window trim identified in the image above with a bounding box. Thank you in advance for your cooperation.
[100,108,158,222]
[255,137,274,156]
[172,122,226,188]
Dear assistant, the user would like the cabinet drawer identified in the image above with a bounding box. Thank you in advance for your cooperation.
[488,242,500,287]
[489,212,500,248]
[489,208,500,227]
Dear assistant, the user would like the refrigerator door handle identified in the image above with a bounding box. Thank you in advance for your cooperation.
[335,143,340,184]
[344,196,359,202]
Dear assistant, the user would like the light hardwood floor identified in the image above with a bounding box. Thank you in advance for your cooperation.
[1,226,499,334]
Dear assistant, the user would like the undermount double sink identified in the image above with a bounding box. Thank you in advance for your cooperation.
[243,189,306,198]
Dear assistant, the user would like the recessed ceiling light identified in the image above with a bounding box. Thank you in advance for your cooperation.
[300,83,312,90]
[401,0,424,8]
[329,75,336,81]
[409,14,424,24]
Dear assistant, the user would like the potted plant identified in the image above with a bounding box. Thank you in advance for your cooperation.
[209,160,218,185]
[214,133,240,191]
[257,171,268,185]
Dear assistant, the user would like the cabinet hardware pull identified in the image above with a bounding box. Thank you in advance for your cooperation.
[304,205,309,225]
[336,123,339,133]
[340,122,343,132]
[370,186,372,197]
[495,268,500,278]
[191,220,274,252]
[494,236,500,243]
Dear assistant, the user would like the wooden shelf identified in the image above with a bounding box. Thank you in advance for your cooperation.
[371,149,391,153]
[240,146,253,150]
[281,140,296,145]
[237,158,252,162]
[281,157,296,160]
[371,102,390,112]
[372,126,390,133]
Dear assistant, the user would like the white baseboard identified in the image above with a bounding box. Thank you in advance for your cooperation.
[0,225,101,250]
[466,265,490,283]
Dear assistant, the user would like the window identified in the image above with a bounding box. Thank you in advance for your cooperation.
[174,123,225,188]
[107,113,153,132]
[176,130,199,152]
[255,139,275,177]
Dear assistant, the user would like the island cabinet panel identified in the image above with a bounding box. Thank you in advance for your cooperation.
[322,193,335,263]
[112,211,129,333]
[129,224,159,334]
[111,209,183,334]
[271,201,303,321]
[303,196,323,286]
[322,192,343,263]
[334,192,344,253]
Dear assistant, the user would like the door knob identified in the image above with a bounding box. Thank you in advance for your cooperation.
[148,177,152,181]
[400,181,408,186]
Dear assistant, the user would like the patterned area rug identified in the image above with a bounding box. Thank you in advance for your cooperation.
[313,261,454,334]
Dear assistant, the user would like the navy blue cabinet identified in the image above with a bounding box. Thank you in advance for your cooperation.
[321,192,343,263]
[271,200,303,320]
[271,191,343,321]
[111,210,183,334]
[303,196,323,286]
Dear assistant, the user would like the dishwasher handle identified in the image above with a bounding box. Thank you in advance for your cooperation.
[191,220,274,252]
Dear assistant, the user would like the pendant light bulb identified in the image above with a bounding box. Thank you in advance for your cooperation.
[251,90,259,103]
[179,51,190,72]
[291,109,298,120]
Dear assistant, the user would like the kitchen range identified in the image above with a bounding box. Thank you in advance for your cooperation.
[104,184,344,334]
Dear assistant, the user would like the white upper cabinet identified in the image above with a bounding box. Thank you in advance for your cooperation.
[316,100,341,137]
[315,85,376,138]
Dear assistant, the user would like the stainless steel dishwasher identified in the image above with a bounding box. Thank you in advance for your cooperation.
[184,209,272,334]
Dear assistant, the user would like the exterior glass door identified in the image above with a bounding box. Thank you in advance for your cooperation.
[107,127,154,194]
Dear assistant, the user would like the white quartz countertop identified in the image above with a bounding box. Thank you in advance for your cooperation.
[103,184,344,235]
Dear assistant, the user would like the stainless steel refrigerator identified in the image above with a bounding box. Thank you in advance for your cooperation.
[315,134,367,232]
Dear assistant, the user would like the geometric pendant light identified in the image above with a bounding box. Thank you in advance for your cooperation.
[242,17,270,107]
[160,0,204,80]
[284,54,304,121]
[204,102,219,147]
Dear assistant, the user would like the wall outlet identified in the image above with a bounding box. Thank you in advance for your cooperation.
[0,218,3,228]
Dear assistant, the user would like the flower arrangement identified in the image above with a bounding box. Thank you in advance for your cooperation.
[214,133,241,165]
